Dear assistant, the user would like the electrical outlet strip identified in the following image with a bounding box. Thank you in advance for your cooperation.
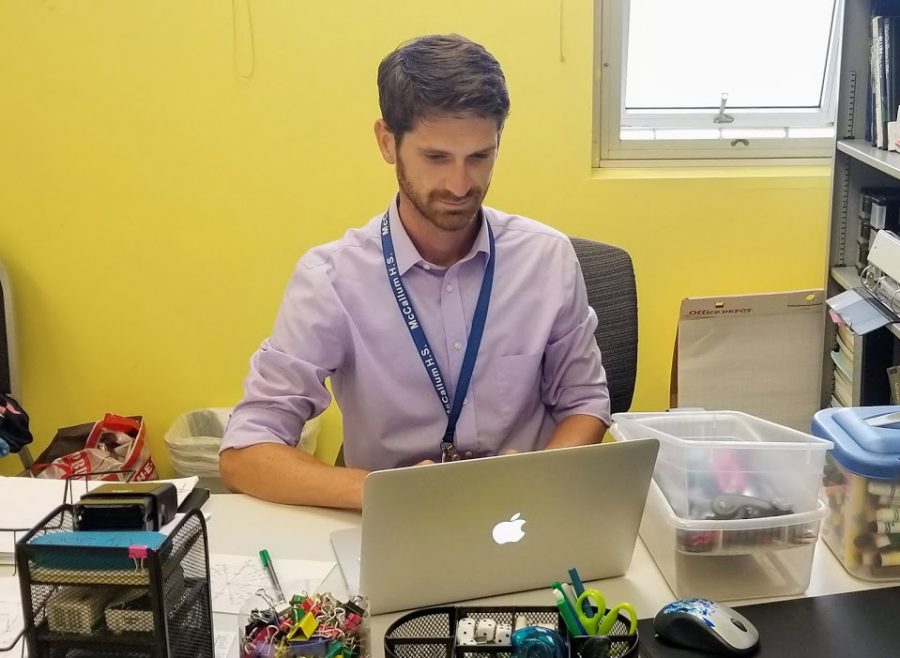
[868,230,900,283]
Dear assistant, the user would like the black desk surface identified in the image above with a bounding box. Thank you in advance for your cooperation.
[637,586,900,658]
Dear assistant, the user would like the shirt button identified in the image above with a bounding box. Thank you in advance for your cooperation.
[453,341,463,350]
[446,284,454,293]
[463,397,468,405]
[464,451,473,458]
[423,263,432,271]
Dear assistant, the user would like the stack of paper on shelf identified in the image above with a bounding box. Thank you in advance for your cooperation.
[0,476,199,564]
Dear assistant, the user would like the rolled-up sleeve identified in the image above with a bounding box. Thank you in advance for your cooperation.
[221,259,349,451]
[540,244,611,427]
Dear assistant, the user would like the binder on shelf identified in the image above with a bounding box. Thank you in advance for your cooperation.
[868,229,900,282]
[854,190,900,274]
[860,231,900,318]
[868,6,900,150]
[874,15,889,149]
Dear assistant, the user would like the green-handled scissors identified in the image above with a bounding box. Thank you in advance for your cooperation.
[575,589,638,636]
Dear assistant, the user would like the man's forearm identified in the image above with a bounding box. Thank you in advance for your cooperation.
[544,413,607,450]
[219,443,368,510]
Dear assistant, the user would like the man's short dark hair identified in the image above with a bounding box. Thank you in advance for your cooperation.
[377,34,510,139]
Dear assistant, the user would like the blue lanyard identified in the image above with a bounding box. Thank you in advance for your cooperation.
[380,211,495,462]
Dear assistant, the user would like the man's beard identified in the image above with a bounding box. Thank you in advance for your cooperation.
[397,156,487,232]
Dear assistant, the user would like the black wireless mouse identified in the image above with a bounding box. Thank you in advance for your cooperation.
[653,598,759,655]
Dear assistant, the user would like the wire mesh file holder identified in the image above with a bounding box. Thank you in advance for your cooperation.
[383,605,639,658]
[15,505,214,658]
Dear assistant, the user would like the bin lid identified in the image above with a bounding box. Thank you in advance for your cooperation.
[811,406,900,478]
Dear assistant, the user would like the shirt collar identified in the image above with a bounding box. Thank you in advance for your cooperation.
[387,196,492,275]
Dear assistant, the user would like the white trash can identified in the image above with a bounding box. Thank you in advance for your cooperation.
[164,408,320,491]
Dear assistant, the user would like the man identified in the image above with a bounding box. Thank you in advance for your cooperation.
[220,34,610,509]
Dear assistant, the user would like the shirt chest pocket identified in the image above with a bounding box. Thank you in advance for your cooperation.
[490,352,544,422]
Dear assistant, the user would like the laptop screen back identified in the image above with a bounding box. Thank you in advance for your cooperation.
[350,439,658,614]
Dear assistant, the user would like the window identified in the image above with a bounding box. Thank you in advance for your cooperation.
[595,0,842,165]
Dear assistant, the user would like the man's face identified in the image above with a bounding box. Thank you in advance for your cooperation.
[377,113,499,232]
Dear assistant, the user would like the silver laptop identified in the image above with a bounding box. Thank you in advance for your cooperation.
[331,439,659,614]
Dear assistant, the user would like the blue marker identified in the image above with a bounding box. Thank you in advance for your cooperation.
[568,567,592,615]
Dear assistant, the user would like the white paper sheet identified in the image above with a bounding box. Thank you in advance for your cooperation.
[214,630,236,658]
[208,553,334,614]
[0,577,23,655]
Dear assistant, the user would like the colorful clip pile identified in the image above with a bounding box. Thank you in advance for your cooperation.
[240,590,368,658]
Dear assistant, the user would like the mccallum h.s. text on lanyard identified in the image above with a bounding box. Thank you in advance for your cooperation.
[380,211,496,463]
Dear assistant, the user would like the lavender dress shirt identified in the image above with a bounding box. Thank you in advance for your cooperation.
[222,199,611,471]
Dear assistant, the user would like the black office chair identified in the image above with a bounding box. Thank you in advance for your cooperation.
[0,260,33,469]
[569,237,638,414]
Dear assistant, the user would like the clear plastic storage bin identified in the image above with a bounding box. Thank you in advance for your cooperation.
[812,406,900,581]
[639,479,828,600]
[610,411,833,520]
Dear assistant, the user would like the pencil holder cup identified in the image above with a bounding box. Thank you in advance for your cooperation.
[570,610,639,658]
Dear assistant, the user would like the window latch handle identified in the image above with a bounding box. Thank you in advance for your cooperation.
[713,93,734,124]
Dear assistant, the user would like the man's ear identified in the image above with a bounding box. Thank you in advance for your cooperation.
[374,119,397,165]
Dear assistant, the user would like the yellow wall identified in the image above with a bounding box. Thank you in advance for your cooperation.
[0,1,830,476]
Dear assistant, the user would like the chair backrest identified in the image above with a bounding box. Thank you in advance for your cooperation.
[569,237,638,414]
[0,261,15,399]
[0,261,33,468]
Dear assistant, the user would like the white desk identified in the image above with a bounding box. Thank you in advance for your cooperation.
[202,493,895,658]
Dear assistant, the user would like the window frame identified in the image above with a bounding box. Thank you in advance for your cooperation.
[593,0,844,167]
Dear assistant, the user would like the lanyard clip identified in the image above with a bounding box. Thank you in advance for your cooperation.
[440,442,460,463]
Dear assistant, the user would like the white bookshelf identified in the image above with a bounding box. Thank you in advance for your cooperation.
[825,0,900,405]
[837,139,900,179]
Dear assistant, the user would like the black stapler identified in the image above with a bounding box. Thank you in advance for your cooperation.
[74,482,178,531]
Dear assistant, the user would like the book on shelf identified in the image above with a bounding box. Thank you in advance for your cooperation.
[873,15,888,148]
[836,325,855,358]
[832,323,854,406]
[889,365,900,404]
[837,322,856,351]
[830,314,856,407]
[857,190,900,274]
[831,342,854,381]
[868,6,900,149]
[834,366,853,406]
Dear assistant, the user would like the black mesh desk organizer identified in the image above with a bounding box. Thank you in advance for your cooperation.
[15,505,214,658]
[384,605,638,658]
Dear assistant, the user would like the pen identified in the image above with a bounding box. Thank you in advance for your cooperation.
[259,549,287,603]
[557,581,584,623]
[552,589,586,637]
[551,582,587,635]
[567,567,592,615]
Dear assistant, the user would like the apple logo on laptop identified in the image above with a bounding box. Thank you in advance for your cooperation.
[492,513,526,544]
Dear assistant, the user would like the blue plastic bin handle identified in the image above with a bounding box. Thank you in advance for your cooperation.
[867,412,900,429]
